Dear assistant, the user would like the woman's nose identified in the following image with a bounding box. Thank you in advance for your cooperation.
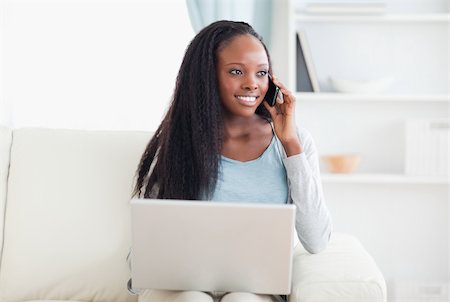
[241,76,258,91]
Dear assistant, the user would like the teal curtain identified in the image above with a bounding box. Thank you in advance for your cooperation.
[186,0,273,48]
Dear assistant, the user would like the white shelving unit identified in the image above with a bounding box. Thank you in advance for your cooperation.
[290,0,449,180]
[296,92,450,103]
[296,13,450,23]
[321,172,449,184]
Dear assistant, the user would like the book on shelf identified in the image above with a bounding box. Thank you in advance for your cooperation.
[405,118,449,177]
[296,31,320,93]
[305,1,386,15]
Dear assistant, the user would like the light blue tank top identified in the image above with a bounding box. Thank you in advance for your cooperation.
[211,135,289,204]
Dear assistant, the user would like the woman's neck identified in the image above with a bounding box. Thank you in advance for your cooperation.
[222,114,267,140]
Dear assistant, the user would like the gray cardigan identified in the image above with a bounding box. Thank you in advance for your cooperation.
[277,126,332,253]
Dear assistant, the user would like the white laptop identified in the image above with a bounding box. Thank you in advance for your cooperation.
[130,198,296,295]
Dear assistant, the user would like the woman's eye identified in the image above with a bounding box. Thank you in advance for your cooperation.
[230,69,243,75]
[257,71,268,77]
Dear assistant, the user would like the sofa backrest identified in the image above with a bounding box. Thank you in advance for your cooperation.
[0,128,151,302]
[0,126,12,265]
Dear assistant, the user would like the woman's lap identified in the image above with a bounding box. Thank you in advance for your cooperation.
[138,290,279,302]
[138,289,213,302]
[220,292,277,302]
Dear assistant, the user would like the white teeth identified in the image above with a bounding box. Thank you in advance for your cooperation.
[236,96,257,102]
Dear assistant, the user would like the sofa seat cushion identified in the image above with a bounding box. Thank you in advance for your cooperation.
[290,232,386,302]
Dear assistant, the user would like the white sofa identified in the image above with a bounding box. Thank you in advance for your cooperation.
[0,126,387,302]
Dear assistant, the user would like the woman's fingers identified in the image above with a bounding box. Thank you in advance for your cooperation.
[272,75,296,104]
[263,100,278,118]
[276,90,284,104]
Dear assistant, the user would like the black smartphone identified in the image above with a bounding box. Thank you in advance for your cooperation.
[264,74,280,107]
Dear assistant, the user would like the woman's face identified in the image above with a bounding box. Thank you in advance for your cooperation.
[216,34,270,118]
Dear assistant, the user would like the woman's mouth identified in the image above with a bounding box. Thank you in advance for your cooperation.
[235,95,258,106]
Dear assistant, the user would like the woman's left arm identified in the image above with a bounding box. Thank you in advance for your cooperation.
[263,76,332,254]
[283,128,332,254]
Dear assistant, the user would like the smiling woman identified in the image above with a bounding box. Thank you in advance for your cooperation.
[131,20,332,302]
[2,0,194,130]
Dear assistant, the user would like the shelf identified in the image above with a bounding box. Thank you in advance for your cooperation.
[321,173,450,184]
[295,93,450,103]
[296,13,450,23]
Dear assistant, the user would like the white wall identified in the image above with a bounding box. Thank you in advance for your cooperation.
[0,1,5,125]
[1,0,195,131]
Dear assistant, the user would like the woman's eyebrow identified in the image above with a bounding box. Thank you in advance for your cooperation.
[223,62,269,67]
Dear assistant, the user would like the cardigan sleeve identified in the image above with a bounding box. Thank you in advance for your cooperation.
[281,127,332,254]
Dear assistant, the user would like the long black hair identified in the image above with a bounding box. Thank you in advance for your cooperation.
[133,20,272,200]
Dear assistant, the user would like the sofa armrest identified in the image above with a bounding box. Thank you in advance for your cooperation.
[0,126,12,263]
[289,232,387,302]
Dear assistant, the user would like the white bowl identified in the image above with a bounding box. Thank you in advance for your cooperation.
[321,154,362,173]
[329,76,394,94]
